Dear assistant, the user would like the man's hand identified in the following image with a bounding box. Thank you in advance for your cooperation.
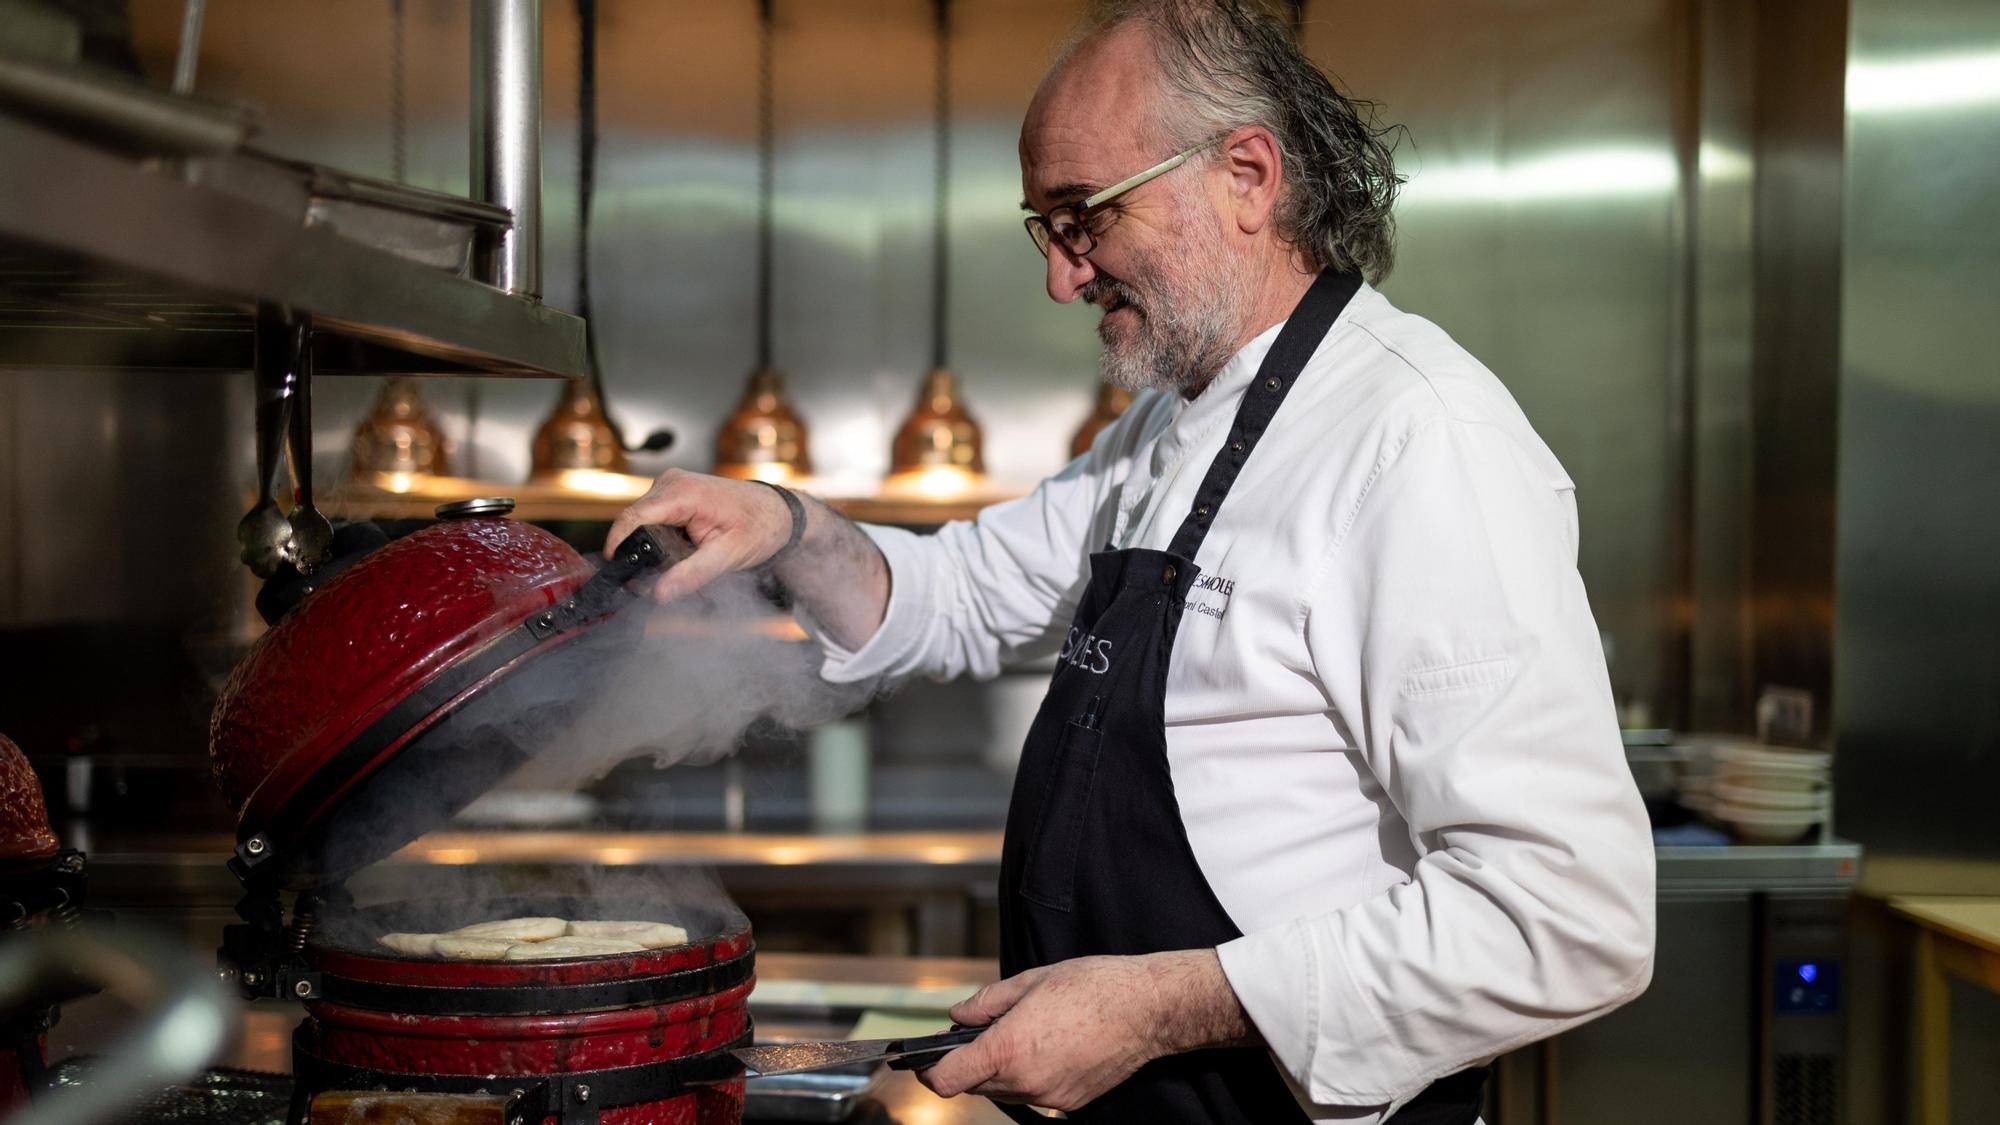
[606,469,890,648]
[919,950,1254,1111]
[605,469,793,603]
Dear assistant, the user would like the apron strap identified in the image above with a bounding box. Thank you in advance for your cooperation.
[1165,269,1361,563]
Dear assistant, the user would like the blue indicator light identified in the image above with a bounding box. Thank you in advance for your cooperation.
[1776,958,1839,1013]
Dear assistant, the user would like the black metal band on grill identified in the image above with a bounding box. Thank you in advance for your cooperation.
[318,948,755,1016]
[291,620,542,816]
[291,1027,750,1125]
[235,621,546,888]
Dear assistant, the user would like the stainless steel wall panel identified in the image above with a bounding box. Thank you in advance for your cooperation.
[1746,0,1847,732]
[1688,0,1758,731]
[0,370,245,630]
[1835,0,2000,859]
[1836,2,2000,1111]
[1311,0,1687,721]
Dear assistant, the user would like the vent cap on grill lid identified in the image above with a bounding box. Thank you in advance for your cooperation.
[436,497,517,519]
[208,516,675,890]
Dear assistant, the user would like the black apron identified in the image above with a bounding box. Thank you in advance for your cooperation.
[995,270,1489,1125]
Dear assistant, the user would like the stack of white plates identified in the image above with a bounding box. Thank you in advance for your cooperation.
[1673,740,1719,822]
[1709,742,1831,844]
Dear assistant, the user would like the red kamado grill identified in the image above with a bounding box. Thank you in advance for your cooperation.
[208,502,751,1125]
[292,893,753,1125]
[0,732,89,1115]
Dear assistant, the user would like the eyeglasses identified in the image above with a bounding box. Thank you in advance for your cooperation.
[1023,138,1220,259]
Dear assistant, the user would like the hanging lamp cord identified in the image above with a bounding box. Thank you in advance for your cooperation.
[755,0,776,372]
[576,0,605,397]
[930,0,951,372]
[571,0,672,453]
[389,0,407,183]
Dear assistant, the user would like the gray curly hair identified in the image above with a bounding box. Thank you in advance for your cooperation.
[1075,0,1405,284]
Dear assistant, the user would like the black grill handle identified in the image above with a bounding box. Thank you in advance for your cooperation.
[524,526,679,641]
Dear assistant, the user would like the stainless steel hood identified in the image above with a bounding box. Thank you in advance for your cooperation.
[0,1,584,380]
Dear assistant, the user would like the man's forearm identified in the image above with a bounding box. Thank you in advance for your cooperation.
[770,494,891,651]
[1143,949,1256,1054]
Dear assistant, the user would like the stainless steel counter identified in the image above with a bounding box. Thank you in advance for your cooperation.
[1655,840,1861,897]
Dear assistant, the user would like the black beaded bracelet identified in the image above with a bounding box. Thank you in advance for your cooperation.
[752,479,808,561]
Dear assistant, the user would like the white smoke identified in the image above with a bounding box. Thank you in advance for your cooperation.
[470,564,875,795]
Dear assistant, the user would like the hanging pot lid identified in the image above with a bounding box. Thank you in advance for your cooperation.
[208,503,671,890]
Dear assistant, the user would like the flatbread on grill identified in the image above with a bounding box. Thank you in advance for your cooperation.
[433,936,518,960]
[565,920,689,949]
[445,916,569,942]
[502,936,646,960]
[378,932,441,956]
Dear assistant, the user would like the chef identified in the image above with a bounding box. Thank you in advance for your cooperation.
[609,0,1655,1121]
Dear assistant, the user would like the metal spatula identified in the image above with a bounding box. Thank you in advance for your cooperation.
[732,1026,984,1077]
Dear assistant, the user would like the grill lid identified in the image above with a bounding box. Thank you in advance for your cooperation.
[208,510,670,889]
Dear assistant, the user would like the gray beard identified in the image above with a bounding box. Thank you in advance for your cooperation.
[1086,225,1248,395]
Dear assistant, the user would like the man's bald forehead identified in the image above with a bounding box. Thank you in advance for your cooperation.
[1020,21,1171,205]
[1039,21,1158,102]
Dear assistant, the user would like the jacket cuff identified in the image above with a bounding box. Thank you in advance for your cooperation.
[804,523,932,683]
[1218,921,1411,1106]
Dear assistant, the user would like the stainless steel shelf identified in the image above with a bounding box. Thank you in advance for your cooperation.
[1655,839,1862,898]
[0,113,586,378]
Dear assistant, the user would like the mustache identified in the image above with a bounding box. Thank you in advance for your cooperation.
[1081,277,1142,315]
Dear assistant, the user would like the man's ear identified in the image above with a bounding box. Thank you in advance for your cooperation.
[1219,125,1283,236]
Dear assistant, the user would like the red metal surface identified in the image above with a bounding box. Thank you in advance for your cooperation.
[313,928,752,990]
[302,932,753,1125]
[208,517,593,838]
[306,978,752,1071]
[0,735,58,870]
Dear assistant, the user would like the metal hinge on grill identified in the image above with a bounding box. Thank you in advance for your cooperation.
[217,881,344,1003]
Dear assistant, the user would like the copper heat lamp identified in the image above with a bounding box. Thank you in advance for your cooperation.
[715,0,812,484]
[716,369,812,483]
[350,4,450,485]
[531,0,666,484]
[886,0,982,496]
[352,376,451,481]
[531,379,629,477]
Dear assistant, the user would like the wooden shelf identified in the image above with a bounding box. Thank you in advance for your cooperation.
[322,472,1026,527]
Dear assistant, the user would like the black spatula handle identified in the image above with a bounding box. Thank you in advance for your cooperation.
[885,1025,985,1071]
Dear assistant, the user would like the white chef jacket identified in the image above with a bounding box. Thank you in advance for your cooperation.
[808,281,1656,1119]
